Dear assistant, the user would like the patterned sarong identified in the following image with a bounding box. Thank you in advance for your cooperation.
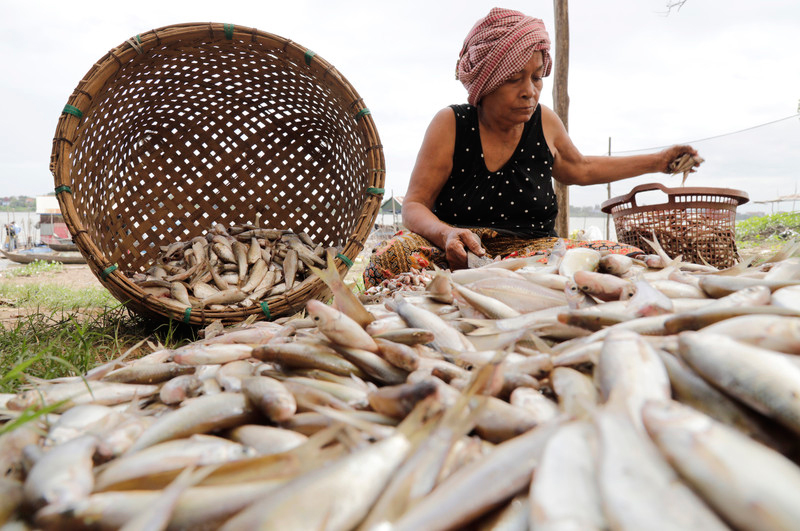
[363,227,642,288]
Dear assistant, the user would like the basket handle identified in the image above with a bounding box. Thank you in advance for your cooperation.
[600,182,673,213]
[599,182,750,213]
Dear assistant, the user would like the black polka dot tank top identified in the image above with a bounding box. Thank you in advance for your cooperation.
[433,103,558,238]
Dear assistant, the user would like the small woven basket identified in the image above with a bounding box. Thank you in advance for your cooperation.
[601,183,749,268]
[50,23,385,325]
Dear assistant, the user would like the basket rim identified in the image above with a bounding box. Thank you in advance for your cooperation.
[600,182,749,214]
[50,22,386,325]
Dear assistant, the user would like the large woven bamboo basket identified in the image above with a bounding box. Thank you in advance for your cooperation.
[50,23,385,325]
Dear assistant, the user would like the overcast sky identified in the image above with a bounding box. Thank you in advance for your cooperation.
[2,0,798,213]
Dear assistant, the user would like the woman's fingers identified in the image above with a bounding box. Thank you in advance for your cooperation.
[462,232,485,256]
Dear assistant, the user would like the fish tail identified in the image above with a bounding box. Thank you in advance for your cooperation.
[307,250,343,289]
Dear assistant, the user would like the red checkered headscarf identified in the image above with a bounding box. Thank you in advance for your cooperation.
[456,8,552,106]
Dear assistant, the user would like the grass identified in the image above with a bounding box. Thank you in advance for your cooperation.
[0,263,197,394]
[2,260,64,278]
[0,306,194,394]
[736,211,800,242]
[0,281,118,309]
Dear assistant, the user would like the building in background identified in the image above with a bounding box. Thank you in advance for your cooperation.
[36,196,69,244]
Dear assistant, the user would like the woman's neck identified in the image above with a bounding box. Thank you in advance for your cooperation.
[477,105,524,144]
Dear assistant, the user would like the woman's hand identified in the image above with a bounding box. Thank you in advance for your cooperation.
[657,145,702,174]
[443,228,485,270]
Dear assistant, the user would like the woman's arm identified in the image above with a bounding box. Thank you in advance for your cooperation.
[403,108,485,269]
[540,105,701,186]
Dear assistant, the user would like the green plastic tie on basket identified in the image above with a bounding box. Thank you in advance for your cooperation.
[224,24,234,39]
[54,185,72,195]
[183,307,192,324]
[366,187,385,196]
[304,50,316,65]
[62,105,83,118]
[336,253,353,268]
[355,108,371,120]
[100,265,117,281]
[260,301,271,319]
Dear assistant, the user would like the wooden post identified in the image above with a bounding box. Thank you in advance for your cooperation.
[552,0,570,238]
[606,137,611,240]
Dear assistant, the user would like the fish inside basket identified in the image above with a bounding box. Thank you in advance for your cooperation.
[50,23,385,325]
[600,183,749,269]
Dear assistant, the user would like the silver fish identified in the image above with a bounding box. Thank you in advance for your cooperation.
[644,400,800,531]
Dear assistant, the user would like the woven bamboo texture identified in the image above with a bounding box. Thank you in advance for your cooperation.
[51,23,385,325]
[601,183,749,269]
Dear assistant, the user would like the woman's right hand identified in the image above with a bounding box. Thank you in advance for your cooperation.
[443,227,485,270]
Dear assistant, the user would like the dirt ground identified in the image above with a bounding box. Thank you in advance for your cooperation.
[0,264,104,326]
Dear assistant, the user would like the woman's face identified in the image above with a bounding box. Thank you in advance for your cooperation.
[480,52,545,123]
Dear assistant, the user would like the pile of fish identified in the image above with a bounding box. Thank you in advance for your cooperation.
[358,270,433,305]
[129,217,332,311]
[616,212,739,269]
[3,236,800,530]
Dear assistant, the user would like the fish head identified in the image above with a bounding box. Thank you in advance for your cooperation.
[306,299,337,329]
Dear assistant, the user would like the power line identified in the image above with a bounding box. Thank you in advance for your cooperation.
[608,113,800,155]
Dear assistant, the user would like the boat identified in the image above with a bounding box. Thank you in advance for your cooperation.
[47,240,79,252]
[0,248,86,265]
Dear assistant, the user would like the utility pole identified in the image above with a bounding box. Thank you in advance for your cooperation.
[552,0,570,238]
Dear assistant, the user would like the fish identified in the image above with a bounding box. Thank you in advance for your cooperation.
[45,404,116,446]
[563,279,598,310]
[159,374,203,405]
[594,403,729,530]
[679,331,800,436]
[283,248,299,290]
[102,362,194,384]
[240,376,297,422]
[529,420,606,530]
[451,283,520,319]
[572,270,632,302]
[227,425,308,455]
[240,258,269,293]
[643,400,800,531]
[391,295,475,353]
[772,285,800,311]
[94,434,255,491]
[0,477,23,526]
[7,381,160,413]
[699,275,800,298]
[508,387,559,423]
[125,393,256,454]
[551,367,599,419]
[0,425,41,481]
[700,314,800,354]
[218,400,431,531]
[306,300,379,352]
[330,345,409,385]
[595,329,671,432]
[391,418,564,531]
[467,278,567,313]
[308,250,375,327]
[172,344,254,365]
[253,341,366,378]
[598,253,633,276]
[23,434,97,510]
[558,248,601,278]
[170,282,191,306]
[626,279,674,317]
[451,267,526,285]
[656,349,790,452]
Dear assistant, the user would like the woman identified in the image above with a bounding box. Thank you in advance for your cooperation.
[364,8,701,287]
